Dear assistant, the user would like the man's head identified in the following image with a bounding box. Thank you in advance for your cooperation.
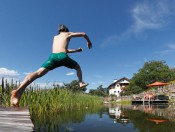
[58,24,69,34]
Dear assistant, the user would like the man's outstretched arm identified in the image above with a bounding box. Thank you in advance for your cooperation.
[67,32,93,49]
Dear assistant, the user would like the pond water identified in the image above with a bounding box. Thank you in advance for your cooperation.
[32,104,175,132]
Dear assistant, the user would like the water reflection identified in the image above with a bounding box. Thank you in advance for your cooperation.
[109,106,130,125]
[31,104,175,132]
[108,104,175,132]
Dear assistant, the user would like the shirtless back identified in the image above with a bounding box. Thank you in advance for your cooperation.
[52,32,70,53]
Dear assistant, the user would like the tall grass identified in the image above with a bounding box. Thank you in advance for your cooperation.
[27,88,103,113]
[0,78,20,106]
[0,78,103,113]
[0,78,103,108]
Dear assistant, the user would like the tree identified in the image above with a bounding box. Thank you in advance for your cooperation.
[54,80,87,92]
[64,80,87,92]
[127,81,143,94]
[89,89,96,95]
[128,60,175,93]
[89,85,108,97]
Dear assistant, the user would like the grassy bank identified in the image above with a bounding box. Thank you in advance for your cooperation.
[0,86,103,110]
[0,78,103,110]
[0,79,103,112]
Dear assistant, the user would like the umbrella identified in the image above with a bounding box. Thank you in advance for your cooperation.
[147,82,168,87]
[148,118,168,124]
[146,82,168,99]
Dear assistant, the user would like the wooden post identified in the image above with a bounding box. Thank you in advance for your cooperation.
[11,78,14,90]
[5,79,10,95]
[2,77,4,95]
[1,77,4,104]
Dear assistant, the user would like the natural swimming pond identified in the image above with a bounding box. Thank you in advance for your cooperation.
[31,104,175,132]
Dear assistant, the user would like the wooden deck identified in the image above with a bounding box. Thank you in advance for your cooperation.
[0,107,34,132]
[132,100,169,104]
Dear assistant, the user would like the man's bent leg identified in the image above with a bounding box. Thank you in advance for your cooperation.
[11,68,49,107]
[74,65,88,88]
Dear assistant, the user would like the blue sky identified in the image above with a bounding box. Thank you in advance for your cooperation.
[1,0,175,91]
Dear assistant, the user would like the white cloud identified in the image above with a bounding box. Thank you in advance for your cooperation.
[101,0,175,47]
[29,82,64,89]
[66,72,75,76]
[131,0,174,32]
[168,44,175,49]
[157,43,175,55]
[0,68,20,86]
[158,49,174,55]
[0,68,19,77]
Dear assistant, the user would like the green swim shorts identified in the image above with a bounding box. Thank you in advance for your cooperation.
[41,52,78,70]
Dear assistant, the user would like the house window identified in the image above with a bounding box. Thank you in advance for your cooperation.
[114,91,116,93]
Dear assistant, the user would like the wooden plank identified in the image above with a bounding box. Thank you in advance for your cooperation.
[0,107,34,132]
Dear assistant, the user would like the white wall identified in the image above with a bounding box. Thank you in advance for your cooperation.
[109,84,121,97]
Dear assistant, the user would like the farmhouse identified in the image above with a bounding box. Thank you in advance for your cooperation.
[108,77,130,97]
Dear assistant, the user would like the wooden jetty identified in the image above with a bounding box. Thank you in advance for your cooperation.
[0,107,34,132]
[132,100,169,105]
[132,94,169,105]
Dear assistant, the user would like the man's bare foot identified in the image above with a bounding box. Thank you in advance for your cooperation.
[79,82,88,88]
[10,90,20,107]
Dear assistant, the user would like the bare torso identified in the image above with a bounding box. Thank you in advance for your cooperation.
[52,32,70,53]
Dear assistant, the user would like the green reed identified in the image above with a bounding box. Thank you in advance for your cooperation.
[28,88,103,113]
[1,81,103,110]
[1,79,102,110]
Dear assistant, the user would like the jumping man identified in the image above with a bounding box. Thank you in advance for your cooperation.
[10,24,93,107]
